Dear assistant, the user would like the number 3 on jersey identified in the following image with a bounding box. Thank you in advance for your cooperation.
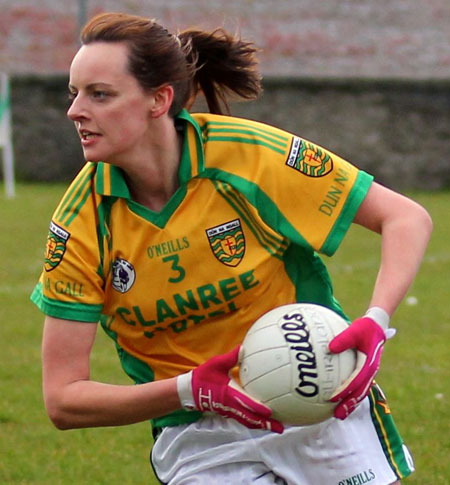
[162,254,186,283]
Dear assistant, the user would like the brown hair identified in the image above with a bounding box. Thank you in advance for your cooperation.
[81,12,262,116]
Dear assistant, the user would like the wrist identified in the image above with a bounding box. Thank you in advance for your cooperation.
[365,306,390,330]
[176,371,196,410]
[365,307,396,340]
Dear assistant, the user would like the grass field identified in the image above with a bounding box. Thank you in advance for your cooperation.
[0,183,448,484]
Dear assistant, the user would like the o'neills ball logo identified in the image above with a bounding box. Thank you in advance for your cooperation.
[279,311,319,398]
[44,221,70,272]
[286,137,333,178]
[112,258,136,293]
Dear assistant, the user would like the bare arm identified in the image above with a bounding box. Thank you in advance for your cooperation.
[353,182,432,316]
[42,316,181,430]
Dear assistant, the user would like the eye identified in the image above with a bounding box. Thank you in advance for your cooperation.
[92,90,109,100]
[67,90,77,101]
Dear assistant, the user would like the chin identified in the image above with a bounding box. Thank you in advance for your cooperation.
[82,150,105,164]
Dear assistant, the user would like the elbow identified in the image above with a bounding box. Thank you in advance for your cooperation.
[46,404,75,430]
[397,199,433,242]
[383,199,433,254]
[415,203,433,242]
[50,418,73,431]
[44,394,80,430]
[425,209,433,237]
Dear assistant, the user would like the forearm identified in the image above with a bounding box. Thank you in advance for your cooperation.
[45,377,181,430]
[369,207,432,316]
[330,185,432,420]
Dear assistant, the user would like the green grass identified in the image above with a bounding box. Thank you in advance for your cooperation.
[0,184,448,484]
[325,191,450,484]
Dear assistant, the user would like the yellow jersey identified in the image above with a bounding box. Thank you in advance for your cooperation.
[31,109,373,426]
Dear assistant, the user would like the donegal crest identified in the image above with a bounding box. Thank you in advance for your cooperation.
[206,219,245,267]
[287,139,333,177]
[44,221,70,272]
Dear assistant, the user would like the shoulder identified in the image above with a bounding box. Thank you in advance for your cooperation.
[69,162,97,185]
[59,162,97,204]
[51,162,99,230]
[191,113,294,171]
[192,112,290,142]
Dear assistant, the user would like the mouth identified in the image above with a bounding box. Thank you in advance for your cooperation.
[79,129,101,141]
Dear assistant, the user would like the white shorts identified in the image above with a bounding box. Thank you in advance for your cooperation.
[151,386,414,485]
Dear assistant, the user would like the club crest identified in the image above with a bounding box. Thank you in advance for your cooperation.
[206,219,245,267]
[44,221,70,272]
[286,138,333,177]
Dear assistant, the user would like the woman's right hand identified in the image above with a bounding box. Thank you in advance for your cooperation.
[177,346,284,433]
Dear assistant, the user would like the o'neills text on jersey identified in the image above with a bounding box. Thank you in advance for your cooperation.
[338,469,376,485]
[147,237,189,258]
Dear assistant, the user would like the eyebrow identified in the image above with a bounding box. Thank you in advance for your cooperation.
[68,82,115,90]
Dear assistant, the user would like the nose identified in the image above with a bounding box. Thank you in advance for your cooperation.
[67,94,87,122]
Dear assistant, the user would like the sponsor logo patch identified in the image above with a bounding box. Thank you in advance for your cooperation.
[206,219,245,267]
[286,138,333,177]
[112,258,136,293]
[44,221,70,272]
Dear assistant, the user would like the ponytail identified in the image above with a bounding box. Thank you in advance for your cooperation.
[179,28,262,115]
[80,13,261,116]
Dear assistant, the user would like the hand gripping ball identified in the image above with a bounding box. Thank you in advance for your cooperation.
[239,303,357,426]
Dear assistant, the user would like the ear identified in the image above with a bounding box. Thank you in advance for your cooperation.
[150,84,174,118]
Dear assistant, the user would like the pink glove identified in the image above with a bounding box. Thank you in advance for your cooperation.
[328,309,395,420]
[177,346,284,434]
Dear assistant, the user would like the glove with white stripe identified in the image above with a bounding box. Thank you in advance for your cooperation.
[177,346,284,433]
[328,307,396,420]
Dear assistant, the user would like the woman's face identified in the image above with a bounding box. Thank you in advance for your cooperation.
[67,42,156,166]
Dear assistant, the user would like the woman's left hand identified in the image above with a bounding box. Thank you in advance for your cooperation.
[328,316,391,420]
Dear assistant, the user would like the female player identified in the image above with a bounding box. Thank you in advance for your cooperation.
[31,12,432,484]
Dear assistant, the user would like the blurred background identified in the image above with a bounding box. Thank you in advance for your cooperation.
[1,0,449,189]
[0,1,449,484]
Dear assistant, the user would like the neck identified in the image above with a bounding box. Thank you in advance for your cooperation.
[125,119,183,212]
